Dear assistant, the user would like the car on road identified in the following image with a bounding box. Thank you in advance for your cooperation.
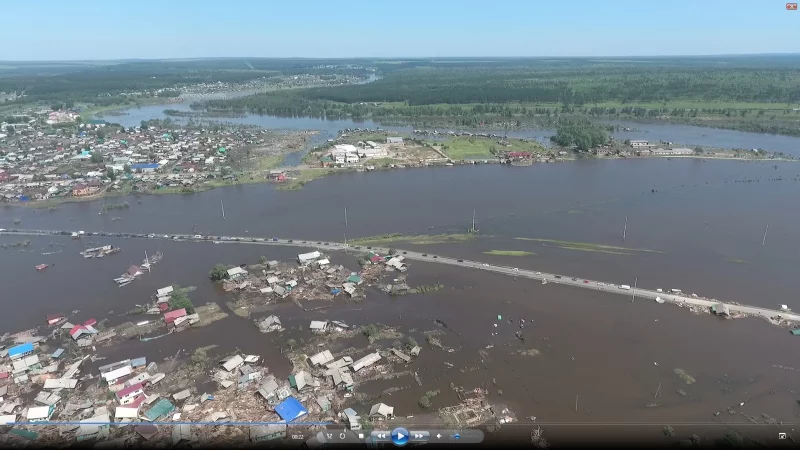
[555,275,562,279]
[288,240,294,243]
[366,246,372,249]
[0,229,6,232]
[317,241,322,244]
[272,238,279,242]
[147,234,155,238]
[535,272,541,275]
[457,259,463,262]
[482,263,489,267]
[433,255,438,258]
[402,251,407,254]
[572,277,578,281]
[324,242,329,245]
[193,235,203,239]
[513,268,519,272]
[164,235,170,239]
[583,280,589,284]
[422,254,428,257]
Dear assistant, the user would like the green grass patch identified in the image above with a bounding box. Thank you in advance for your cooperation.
[350,233,476,246]
[515,237,663,255]
[483,250,535,257]
[256,155,284,171]
[276,168,333,191]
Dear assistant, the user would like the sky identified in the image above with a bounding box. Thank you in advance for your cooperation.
[2,0,799,60]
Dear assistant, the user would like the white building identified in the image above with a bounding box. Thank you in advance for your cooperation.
[629,140,651,148]
[297,251,321,265]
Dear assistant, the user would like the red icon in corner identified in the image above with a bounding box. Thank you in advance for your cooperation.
[787,3,798,10]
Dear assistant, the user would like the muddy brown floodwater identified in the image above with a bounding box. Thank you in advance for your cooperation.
[4,158,800,444]
[3,232,799,444]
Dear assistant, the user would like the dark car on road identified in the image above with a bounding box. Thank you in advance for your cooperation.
[422,254,428,257]
[433,255,438,258]
[288,240,294,243]
[457,259,463,262]
[272,238,279,242]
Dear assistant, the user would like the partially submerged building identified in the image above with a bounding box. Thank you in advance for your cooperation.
[351,352,382,372]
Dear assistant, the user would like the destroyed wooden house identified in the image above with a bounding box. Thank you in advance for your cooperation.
[172,389,192,401]
[257,315,282,333]
[43,378,78,390]
[309,320,328,333]
[711,303,731,316]
[220,354,244,372]
[309,350,334,367]
[78,413,111,441]
[327,367,354,391]
[289,371,319,391]
[316,396,331,412]
[172,424,195,445]
[369,403,394,421]
[35,391,61,406]
[390,348,412,363]
[342,408,361,431]
[351,352,382,372]
[257,375,280,404]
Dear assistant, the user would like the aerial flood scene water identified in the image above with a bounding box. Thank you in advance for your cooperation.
[3,5,800,447]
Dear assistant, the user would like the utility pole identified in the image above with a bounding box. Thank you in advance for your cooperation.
[632,276,638,302]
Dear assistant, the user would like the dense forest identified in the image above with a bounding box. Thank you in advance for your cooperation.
[303,67,800,105]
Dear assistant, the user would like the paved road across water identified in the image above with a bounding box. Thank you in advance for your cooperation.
[5,228,800,324]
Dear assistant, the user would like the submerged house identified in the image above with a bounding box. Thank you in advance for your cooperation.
[369,403,394,421]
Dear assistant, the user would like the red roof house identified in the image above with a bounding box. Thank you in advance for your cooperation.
[507,151,531,159]
[116,383,144,401]
[69,325,87,340]
[370,255,384,264]
[0,372,9,379]
[84,318,97,327]
[158,303,169,312]
[163,308,187,324]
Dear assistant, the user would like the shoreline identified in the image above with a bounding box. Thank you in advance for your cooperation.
[10,152,795,209]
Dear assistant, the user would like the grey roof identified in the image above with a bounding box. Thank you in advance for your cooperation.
[369,403,394,417]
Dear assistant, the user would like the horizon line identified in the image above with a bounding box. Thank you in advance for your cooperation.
[2,53,800,64]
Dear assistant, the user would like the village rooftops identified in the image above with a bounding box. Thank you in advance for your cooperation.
[309,350,334,367]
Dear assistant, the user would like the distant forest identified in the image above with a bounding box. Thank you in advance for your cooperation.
[4,56,800,116]
[211,65,800,110]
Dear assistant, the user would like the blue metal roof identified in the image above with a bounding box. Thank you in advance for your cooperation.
[51,348,65,359]
[131,163,159,170]
[275,397,308,422]
[8,342,34,358]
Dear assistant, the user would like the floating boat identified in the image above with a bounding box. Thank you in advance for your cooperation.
[118,279,133,288]
[35,264,49,271]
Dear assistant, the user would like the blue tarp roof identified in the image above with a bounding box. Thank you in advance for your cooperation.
[51,348,65,358]
[131,163,159,169]
[131,357,147,367]
[8,342,34,358]
[330,288,341,295]
[275,397,308,422]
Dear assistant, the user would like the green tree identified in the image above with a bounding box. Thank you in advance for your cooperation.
[209,264,230,281]
[106,167,116,181]
[90,153,103,164]
[4,125,14,136]
[123,164,132,174]
[259,256,268,264]
[388,248,397,255]
[361,324,379,338]
[722,431,743,448]
[286,339,297,350]
[168,285,195,314]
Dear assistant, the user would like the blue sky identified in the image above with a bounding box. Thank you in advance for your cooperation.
[2,0,799,60]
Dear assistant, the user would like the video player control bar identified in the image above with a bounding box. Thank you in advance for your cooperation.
[370,428,484,445]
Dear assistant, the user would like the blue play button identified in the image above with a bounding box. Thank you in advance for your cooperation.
[391,427,409,446]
